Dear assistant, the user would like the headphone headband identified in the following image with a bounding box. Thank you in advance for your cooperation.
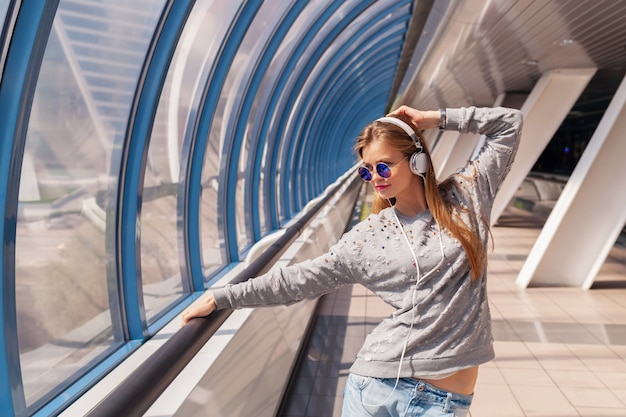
[375,116,422,149]
[375,116,427,178]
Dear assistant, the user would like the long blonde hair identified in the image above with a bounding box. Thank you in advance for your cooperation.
[354,115,487,281]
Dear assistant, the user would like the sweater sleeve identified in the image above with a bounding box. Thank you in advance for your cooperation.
[445,106,522,204]
[212,239,358,310]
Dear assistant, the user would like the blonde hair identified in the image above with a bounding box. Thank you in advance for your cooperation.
[354,115,487,281]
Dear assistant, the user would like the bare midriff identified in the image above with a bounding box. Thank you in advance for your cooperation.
[415,366,479,396]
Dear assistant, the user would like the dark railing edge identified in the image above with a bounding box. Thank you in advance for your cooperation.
[84,173,360,417]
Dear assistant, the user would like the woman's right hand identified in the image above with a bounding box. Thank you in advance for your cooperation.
[181,292,217,326]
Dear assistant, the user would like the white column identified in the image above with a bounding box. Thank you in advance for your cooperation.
[517,73,626,289]
[430,130,458,180]
[435,93,524,181]
[422,128,441,155]
[434,132,478,181]
[490,68,597,225]
[17,152,41,202]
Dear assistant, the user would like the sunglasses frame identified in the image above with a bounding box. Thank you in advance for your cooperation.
[358,156,407,182]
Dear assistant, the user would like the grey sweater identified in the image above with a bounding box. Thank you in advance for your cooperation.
[213,107,522,379]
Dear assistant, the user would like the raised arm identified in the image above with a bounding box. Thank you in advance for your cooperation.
[445,106,522,201]
[387,105,441,130]
[389,105,522,201]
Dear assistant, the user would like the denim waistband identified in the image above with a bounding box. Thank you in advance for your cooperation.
[400,378,473,406]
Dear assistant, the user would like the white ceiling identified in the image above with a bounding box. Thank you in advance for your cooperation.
[398,0,626,110]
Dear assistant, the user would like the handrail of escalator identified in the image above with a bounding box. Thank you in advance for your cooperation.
[85,173,361,417]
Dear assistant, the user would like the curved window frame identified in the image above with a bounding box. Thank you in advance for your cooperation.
[0,2,63,414]
[271,0,388,221]
[247,0,331,238]
[119,0,196,337]
[257,0,348,231]
[175,0,245,290]
[288,3,413,209]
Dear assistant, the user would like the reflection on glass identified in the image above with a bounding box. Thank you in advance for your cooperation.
[182,1,243,276]
[248,0,328,237]
[0,0,9,33]
[141,0,248,312]
[15,0,164,408]
[227,1,291,255]
[141,78,183,324]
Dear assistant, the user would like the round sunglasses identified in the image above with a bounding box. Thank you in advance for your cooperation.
[358,157,407,181]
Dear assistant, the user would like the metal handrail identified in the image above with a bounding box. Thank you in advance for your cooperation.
[86,174,360,417]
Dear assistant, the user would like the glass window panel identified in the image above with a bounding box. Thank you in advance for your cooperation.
[140,0,241,319]
[190,1,243,276]
[289,4,408,204]
[250,0,327,236]
[141,116,182,324]
[270,0,363,225]
[0,0,11,80]
[0,0,9,29]
[15,0,164,408]
[224,0,293,255]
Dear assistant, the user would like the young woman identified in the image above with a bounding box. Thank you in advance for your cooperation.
[182,106,523,416]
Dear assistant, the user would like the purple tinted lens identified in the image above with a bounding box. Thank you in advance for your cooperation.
[358,166,372,181]
[376,163,392,178]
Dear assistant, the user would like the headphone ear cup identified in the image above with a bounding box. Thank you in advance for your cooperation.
[410,152,428,176]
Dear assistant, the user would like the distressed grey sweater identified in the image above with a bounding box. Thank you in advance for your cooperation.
[213,107,522,378]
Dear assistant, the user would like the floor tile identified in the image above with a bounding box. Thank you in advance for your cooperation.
[560,385,623,409]
[493,341,542,369]
[593,371,626,389]
[509,384,578,416]
[497,367,555,387]
[546,369,603,388]
[568,344,626,373]
[476,366,506,385]
[524,342,588,371]
[576,407,626,417]
[470,383,525,417]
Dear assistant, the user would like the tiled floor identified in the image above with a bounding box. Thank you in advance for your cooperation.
[281,206,626,416]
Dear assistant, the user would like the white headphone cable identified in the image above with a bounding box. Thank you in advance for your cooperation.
[356,204,445,409]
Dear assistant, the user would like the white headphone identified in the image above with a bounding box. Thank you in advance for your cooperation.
[376,117,428,177]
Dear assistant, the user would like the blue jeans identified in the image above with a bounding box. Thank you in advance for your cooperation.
[342,374,472,417]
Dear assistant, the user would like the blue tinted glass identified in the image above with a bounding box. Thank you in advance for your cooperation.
[15,0,165,407]
[226,1,292,255]
[141,0,241,318]
[197,1,245,274]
